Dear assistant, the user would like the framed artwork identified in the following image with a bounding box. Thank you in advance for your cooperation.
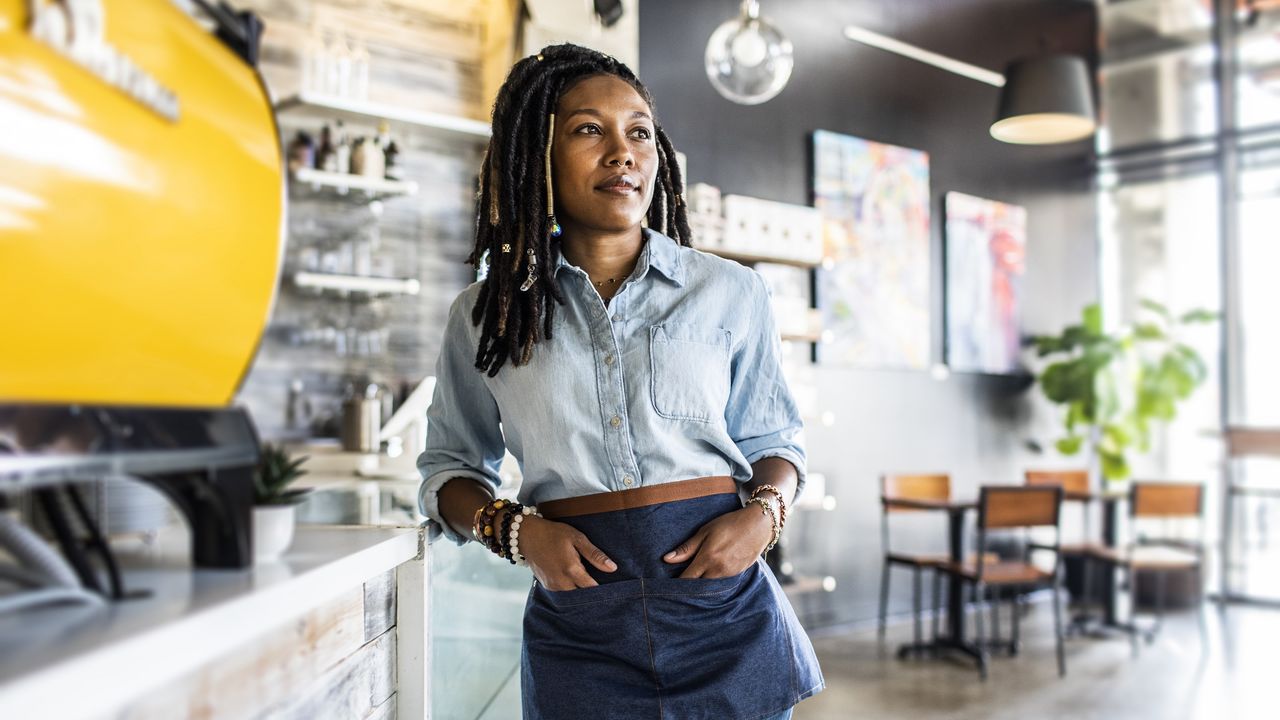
[812,130,931,369]
[944,191,1027,375]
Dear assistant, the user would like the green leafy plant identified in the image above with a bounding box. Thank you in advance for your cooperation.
[1030,299,1217,483]
[253,442,312,505]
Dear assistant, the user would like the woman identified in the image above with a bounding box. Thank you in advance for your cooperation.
[418,43,824,720]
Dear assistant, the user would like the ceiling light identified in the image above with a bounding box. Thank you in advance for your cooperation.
[991,55,1097,144]
[706,1,794,105]
[842,25,1096,145]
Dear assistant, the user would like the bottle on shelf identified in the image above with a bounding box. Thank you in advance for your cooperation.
[350,135,368,176]
[333,34,354,99]
[351,38,370,101]
[286,130,314,174]
[321,28,341,96]
[351,136,384,180]
[353,234,372,276]
[334,120,351,175]
[301,27,324,95]
[379,120,402,181]
[315,122,336,172]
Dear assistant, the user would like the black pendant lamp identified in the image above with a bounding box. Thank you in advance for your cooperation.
[990,54,1096,145]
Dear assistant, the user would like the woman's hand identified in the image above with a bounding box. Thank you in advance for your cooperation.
[517,514,618,591]
[662,505,774,578]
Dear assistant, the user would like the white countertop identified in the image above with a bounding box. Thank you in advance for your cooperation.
[0,524,422,720]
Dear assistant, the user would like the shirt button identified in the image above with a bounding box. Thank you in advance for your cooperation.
[623,475,634,486]
[604,354,614,365]
[612,314,622,322]
[610,415,622,428]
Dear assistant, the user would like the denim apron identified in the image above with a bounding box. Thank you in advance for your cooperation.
[520,478,825,720]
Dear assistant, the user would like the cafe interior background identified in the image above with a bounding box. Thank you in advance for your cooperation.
[1,0,1279,718]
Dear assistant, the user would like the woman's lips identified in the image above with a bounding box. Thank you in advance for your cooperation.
[596,185,638,196]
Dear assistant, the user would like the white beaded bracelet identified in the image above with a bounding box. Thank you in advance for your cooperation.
[509,505,539,567]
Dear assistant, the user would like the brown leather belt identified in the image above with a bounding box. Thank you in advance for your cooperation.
[538,476,738,519]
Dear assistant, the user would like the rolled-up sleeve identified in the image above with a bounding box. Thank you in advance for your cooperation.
[417,288,506,546]
[725,271,808,497]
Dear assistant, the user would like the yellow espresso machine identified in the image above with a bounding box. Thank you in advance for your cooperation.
[0,0,283,572]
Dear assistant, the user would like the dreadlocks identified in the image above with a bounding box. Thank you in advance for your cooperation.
[466,43,692,377]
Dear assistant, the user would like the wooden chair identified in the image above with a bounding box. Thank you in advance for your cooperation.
[1025,470,1101,622]
[1221,427,1280,603]
[938,485,1066,679]
[877,474,952,655]
[1091,481,1208,655]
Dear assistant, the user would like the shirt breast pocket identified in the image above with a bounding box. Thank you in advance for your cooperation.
[649,323,731,424]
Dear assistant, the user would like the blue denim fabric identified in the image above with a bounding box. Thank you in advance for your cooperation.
[417,227,808,545]
[521,491,824,720]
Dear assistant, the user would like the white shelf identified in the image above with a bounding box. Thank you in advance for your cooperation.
[699,246,824,269]
[292,271,421,296]
[275,92,491,143]
[291,167,418,198]
[781,574,838,595]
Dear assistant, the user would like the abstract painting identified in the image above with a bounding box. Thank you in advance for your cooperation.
[944,191,1027,375]
[812,130,931,369]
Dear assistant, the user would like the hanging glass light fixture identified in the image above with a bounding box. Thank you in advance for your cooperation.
[705,0,794,105]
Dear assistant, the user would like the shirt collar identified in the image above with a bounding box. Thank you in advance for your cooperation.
[551,227,686,287]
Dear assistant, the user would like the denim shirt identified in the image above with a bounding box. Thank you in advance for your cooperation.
[417,227,807,546]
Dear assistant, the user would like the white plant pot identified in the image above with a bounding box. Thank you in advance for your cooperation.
[253,504,297,563]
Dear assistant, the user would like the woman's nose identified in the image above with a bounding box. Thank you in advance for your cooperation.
[604,137,634,167]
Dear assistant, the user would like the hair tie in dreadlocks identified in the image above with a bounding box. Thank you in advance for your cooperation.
[545,113,563,241]
[467,43,693,377]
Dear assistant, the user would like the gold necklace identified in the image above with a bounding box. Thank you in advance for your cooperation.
[593,277,619,287]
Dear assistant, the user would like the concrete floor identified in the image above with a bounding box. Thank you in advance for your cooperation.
[795,600,1279,720]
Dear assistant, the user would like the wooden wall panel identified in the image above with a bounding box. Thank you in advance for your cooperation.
[116,572,399,719]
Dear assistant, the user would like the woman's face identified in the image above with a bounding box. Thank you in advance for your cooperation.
[551,74,659,237]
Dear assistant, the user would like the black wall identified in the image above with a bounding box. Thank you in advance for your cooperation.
[639,0,1100,627]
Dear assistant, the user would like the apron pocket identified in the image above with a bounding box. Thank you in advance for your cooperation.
[642,558,802,718]
[524,578,662,720]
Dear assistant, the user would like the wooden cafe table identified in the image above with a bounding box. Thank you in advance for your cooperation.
[1062,487,1129,631]
[883,487,1131,664]
[879,496,982,665]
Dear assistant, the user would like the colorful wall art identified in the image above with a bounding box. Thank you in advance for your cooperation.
[944,191,1027,375]
[812,130,932,369]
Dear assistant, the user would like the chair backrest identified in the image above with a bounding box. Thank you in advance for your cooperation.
[1225,427,1280,458]
[1131,482,1203,518]
[1025,469,1089,495]
[881,473,950,512]
[979,485,1063,530]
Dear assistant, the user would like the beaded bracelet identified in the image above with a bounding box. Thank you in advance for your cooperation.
[473,496,542,565]
[507,505,539,566]
[498,504,518,560]
[472,497,512,555]
[747,496,782,554]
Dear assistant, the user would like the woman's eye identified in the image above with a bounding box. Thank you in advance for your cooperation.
[576,124,601,134]
[632,128,653,140]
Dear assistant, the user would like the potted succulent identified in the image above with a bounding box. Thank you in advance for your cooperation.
[252,442,312,562]
[1029,300,1217,485]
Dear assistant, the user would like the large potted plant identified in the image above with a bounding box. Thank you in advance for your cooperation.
[252,443,312,563]
[1030,300,1217,485]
